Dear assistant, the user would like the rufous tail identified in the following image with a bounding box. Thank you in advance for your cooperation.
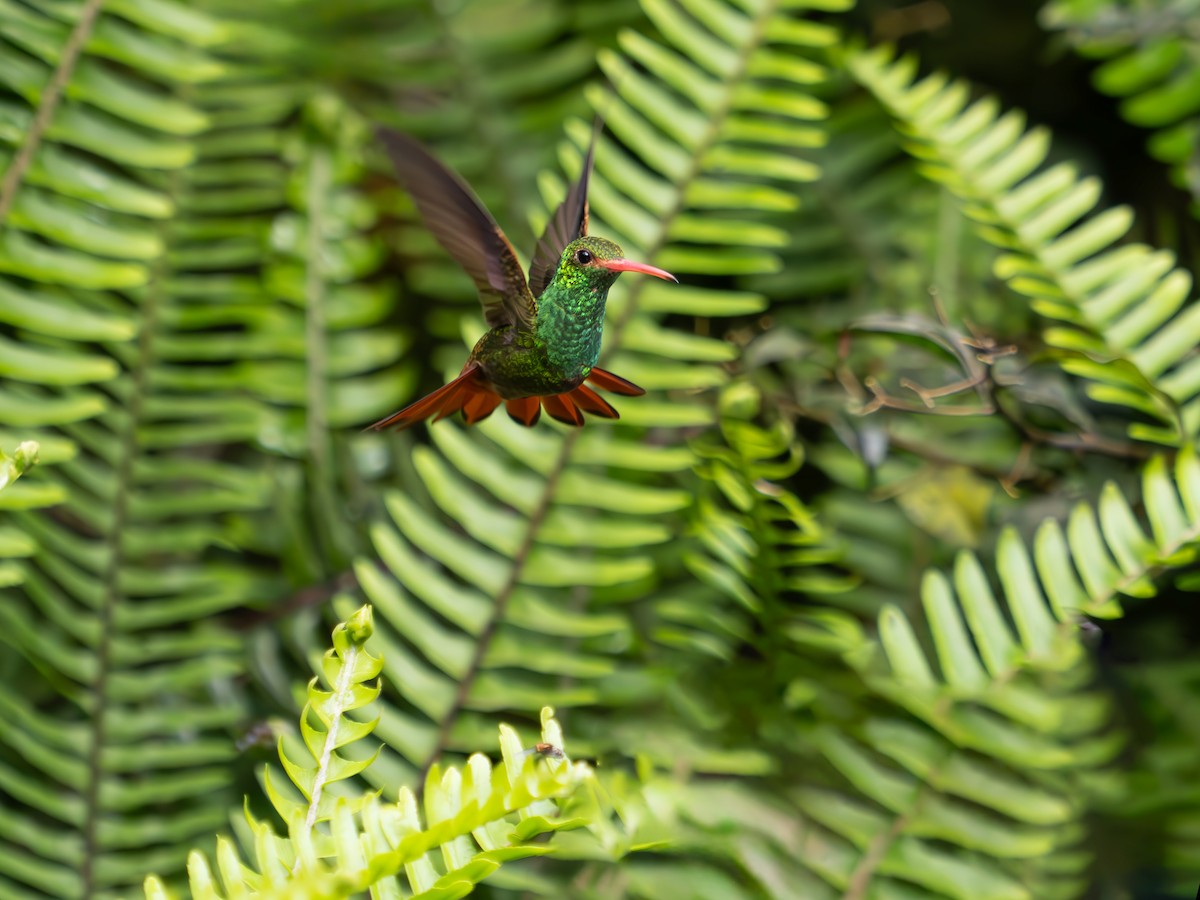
[586,366,645,397]
[368,363,501,431]
[534,368,644,426]
[370,365,644,431]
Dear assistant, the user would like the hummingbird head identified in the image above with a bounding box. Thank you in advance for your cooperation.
[557,236,678,290]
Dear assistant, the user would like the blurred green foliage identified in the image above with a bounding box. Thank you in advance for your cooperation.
[3,0,1200,898]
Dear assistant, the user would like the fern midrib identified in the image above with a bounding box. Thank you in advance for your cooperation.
[306,149,331,480]
[417,0,785,779]
[80,175,177,899]
[0,0,105,227]
[304,639,361,830]
[262,753,573,899]
[603,0,779,353]
[417,444,573,787]
[304,145,347,568]
[842,793,915,900]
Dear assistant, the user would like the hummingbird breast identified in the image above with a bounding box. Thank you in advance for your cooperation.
[469,325,593,399]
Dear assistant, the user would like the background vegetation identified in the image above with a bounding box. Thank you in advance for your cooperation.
[1,0,1199,897]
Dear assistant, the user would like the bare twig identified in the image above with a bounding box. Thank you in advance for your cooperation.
[794,305,1153,486]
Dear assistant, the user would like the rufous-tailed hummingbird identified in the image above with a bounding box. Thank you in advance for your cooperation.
[369,126,677,431]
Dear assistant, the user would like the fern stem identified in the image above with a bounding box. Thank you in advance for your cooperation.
[0,0,105,227]
[842,804,913,900]
[811,171,892,299]
[306,149,330,475]
[304,636,363,830]
[933,187,962,319]
[418,436,578,786]
[80,159,178,900]
[303,147,344,566]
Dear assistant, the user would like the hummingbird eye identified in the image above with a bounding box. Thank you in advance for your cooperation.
[575,248,593,265]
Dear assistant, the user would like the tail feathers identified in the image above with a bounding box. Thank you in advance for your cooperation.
[371,364,641,431]
[567,383,619,418]
[505,397,541,427]
[542,393,584,426]
[586,367,645,396]
[368,363,501,431]
[462,391,502,424]
[541,381,622,426]
[430,379,472,423]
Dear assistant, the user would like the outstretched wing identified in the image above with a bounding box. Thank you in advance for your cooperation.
[377,127,536,330]
[527,124,597,299]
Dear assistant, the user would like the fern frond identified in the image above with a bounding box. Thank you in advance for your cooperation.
[145,606,599,900]
[228,91,415,439]
[268,605,382,831]
[790,445,1200,896]
[353,0,848,810]
[681,390,1200,896]
[691,380,851,617]
[748,94,934,304]
[870,442,1200,731]
[850,45,1200,445]
[220,89,418,581]
[1042,0,1200,214]
[0,2,302,894]
[0,0,155,441]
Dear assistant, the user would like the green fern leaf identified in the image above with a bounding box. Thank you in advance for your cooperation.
[352,0,842,791]
[1042,0,1200,214]
[147,608,599,899]
[804,447,1200,896]
[850,45,1200,445]
[0,2,302,894]
[682,386,1200,896]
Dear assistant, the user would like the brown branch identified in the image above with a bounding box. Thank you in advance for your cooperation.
[990,390,1151,460]
[1000,440,1033,498]
[860,376,991,417]
[831,311,1150,464]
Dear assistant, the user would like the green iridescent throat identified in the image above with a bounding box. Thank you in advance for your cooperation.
[534,236,623,377]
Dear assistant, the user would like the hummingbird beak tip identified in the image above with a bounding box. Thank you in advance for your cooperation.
[601,258,678,283]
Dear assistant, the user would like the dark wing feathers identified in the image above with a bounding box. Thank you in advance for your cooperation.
[376,127,536,330]
[528,123,597,299]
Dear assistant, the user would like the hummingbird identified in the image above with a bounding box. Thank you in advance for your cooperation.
[368,126,677,431]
